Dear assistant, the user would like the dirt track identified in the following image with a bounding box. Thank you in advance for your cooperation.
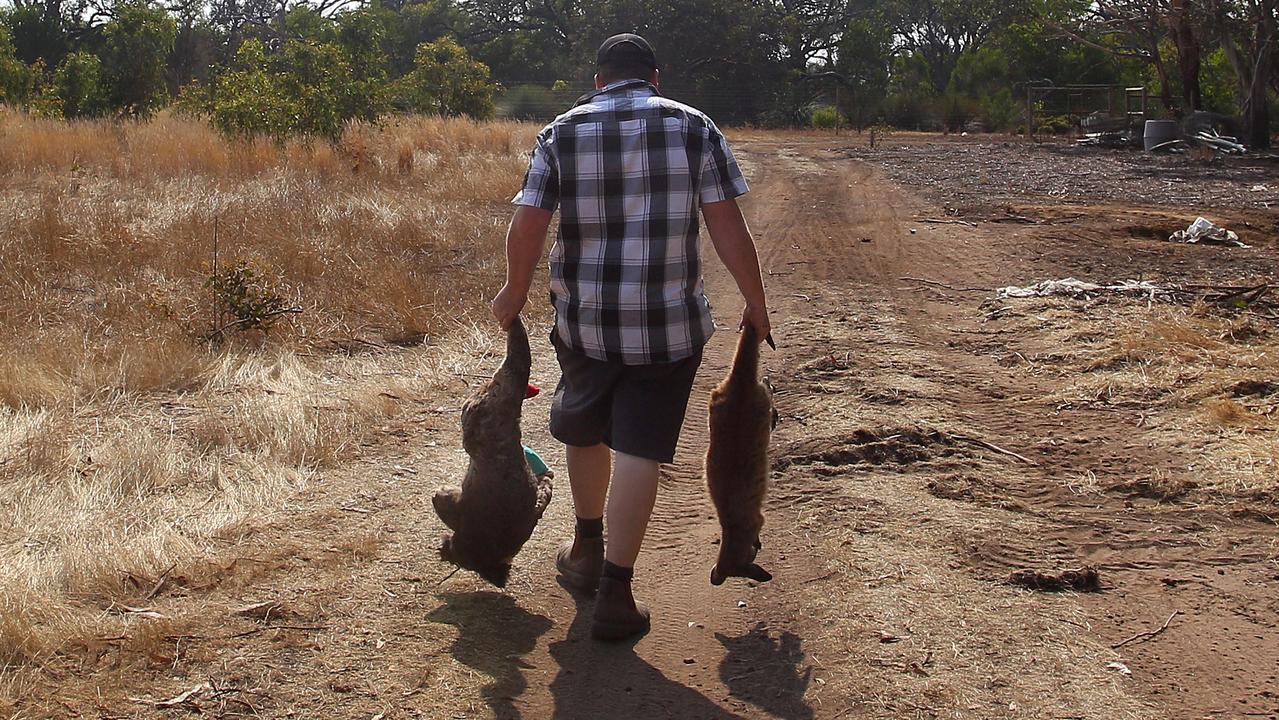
[25,137,1279,719]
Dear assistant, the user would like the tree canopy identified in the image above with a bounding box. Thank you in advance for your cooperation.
[0,0,1274,145]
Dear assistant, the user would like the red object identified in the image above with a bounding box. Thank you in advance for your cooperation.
[525,383,541,399]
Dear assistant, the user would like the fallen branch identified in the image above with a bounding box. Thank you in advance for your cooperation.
[1206,283,1271,305]
[919,218,977,227]
[145,563,177,600]
[801,569,839,584]
[947,433,1037,465]
[224,624,327,640]
[208,307,303,338]
[898,277,989,293]
[1112,610,1180,649]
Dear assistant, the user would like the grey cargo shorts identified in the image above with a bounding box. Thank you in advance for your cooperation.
[549,334,703,464]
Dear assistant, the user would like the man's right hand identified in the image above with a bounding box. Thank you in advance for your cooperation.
[740,303,771,344]
[491,284,528,331]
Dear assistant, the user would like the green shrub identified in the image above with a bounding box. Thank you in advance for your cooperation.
[208,38,386,140]
[395,37,495,119]
[207,260,290,336]
[1038,114,1074,134]
[810,105,844,129]
[45,51,107,118]
[937,93,980,132]
[979,89,1018,131]
[0,25,36,105]
[100,1,176,117]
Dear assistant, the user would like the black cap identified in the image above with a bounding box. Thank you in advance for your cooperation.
[597,33,658,71]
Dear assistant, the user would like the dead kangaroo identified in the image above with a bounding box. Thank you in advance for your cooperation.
[706,324,778,586]
[431,317,552,587]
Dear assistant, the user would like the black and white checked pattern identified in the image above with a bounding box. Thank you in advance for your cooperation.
[512,79,749,365]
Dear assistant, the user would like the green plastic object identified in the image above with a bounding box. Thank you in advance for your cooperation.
[523,446,550,477]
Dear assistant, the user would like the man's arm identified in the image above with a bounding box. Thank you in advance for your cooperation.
[702,197,770,342]
[491,204,554,330]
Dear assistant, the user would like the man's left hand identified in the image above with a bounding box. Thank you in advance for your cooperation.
[491,284,528,330]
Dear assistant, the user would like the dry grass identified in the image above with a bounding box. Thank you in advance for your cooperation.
[0,111,539,692]
[996,299,1278,499]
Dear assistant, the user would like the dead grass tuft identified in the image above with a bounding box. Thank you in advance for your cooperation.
[1201,398,1258,428]
[994,299,1278,499]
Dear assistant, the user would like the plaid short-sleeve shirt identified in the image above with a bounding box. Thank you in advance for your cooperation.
[512,79,749,365]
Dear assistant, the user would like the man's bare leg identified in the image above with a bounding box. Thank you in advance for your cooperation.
[593,450,659,641]
[566,443,611,519]
[556,443,610,593]
[604,451,660,567]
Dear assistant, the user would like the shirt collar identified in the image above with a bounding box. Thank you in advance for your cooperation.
[574,78,660,107]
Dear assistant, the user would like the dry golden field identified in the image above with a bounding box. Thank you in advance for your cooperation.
[0,111,538,696]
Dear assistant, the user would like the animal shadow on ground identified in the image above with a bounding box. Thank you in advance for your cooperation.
[716,622,814,720]
[547,596,744,719]
[427,592,553,720]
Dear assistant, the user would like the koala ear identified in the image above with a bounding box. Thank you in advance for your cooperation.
[745,563,773,583]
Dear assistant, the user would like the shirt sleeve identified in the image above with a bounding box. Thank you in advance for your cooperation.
[699,120,749,205]
[512,127,560,211]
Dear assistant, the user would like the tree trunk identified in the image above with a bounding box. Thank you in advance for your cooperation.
[1214,0,1275,149]
[1170,0,1202,110]
[1244,77,1270,148]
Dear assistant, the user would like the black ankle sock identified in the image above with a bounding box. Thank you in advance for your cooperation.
[602,560,633,583]
[576,516,604,539]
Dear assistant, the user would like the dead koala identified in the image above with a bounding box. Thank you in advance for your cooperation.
[432,317,553,586]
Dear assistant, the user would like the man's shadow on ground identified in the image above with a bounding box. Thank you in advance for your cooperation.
[427,591,553,720]
[716,621,815,720]
[547,593,744,719]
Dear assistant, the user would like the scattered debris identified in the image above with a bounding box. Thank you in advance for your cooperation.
[1194,129,1246,155]
[1077,130,1137,149]
[841,142,1279,210]
[233,600,287,621]
[130,683,214,709]
[113,605,165,619]
[1106,661,1133,676]
[996,278,1173,300]
[1169,217,1249,248]
[900,276,990,293]
[946,432,1038,465]
[878,630,902,643]
[1112,610,1181,649]
[1006,566,1102,592]
[1230,379,1278,398]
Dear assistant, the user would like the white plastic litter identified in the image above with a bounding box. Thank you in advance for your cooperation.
[997,278,1099,298]
[995,278,1171,300]
[1168,217,1250,248]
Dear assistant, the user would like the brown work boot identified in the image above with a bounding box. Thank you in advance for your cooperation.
[591,576,651,642]
[555,536,603,595]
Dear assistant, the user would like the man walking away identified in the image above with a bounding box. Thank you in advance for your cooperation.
[492,33,771,642]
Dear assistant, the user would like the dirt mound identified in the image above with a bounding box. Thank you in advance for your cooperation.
[773,427,956,470]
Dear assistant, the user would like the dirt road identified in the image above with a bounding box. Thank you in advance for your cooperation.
[30,138,1278,719]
